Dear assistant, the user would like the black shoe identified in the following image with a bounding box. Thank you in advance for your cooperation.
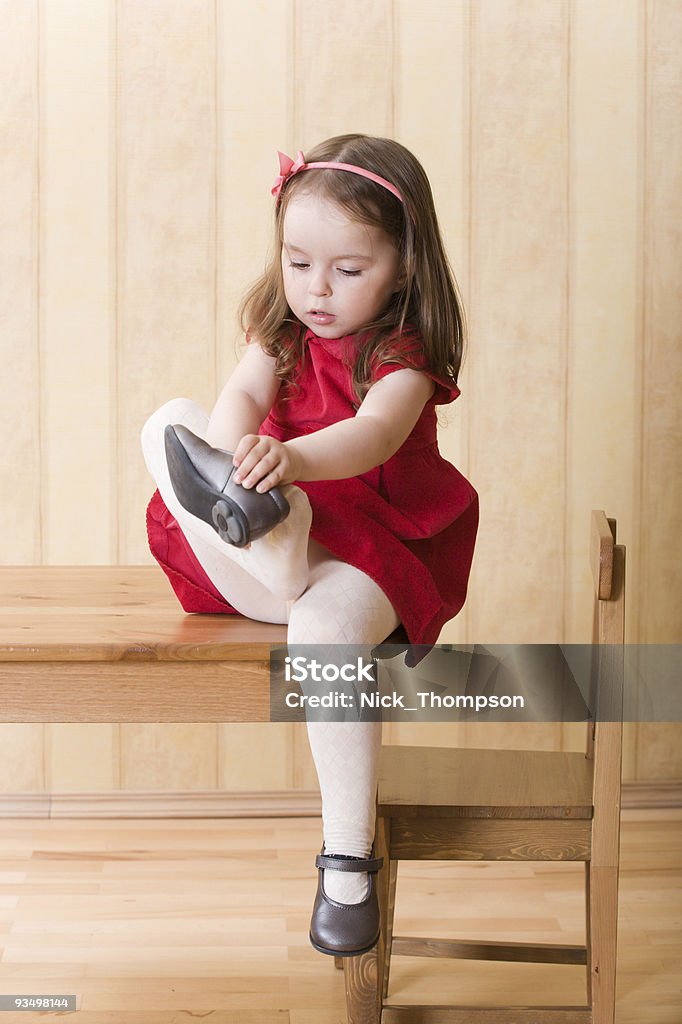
[164,424,290,549]
[309,846,384,957]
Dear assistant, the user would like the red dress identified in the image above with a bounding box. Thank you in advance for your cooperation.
[146,327,479,650]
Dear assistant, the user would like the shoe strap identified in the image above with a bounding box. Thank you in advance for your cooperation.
[315,853,384,873]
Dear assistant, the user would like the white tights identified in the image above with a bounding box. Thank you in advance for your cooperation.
[141,399,400,902]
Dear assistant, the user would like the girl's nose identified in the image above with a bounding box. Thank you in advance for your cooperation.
[309,269,332,297]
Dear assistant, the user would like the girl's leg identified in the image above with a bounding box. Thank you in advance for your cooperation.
[288,541,400,904]
[141,398,312,602]
[169,519,289,623]
[143,400,401,907]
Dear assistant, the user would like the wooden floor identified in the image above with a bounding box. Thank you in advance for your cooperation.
[0,810,679,1023]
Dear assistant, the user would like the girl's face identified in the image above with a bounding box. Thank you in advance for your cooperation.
[281,192,404,339]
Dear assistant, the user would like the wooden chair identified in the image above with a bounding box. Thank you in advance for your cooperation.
[342,510,625,1024]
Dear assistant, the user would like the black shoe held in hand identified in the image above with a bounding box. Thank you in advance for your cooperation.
[309,846,384,957]
[164,424,290,549]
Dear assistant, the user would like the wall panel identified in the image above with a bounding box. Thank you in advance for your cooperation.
[641,0,682,644]
[634,0,682,780]
[219,723,296,790]
[216,0,291,385]
[295,0,393,146]
[46,723,118,791]
[42,0,114,562]
[466,0,569,646]
[0,2,41,563]
[117,0,217,563]
[120,724,217,790]
[0,724,44,792]
[567,0,639,643]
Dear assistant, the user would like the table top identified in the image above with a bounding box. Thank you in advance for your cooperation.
[1,566,288,662]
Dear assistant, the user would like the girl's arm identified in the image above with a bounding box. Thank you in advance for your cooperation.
[232,368,435,491]
[205,342,281,451]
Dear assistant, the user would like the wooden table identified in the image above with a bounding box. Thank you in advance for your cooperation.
[0,566,288,722]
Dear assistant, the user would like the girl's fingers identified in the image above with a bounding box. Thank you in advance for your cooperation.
[232,434,260,467]
[235,447,280,488]
[255,469,282,493]
[233,438,268,482]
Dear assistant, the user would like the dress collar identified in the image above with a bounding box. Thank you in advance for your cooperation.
[304,326,371,361]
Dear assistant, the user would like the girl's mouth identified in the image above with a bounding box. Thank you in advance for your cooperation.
[308,311,336,325]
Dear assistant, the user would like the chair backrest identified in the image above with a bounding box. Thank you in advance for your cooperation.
[590,511,625,641]
[588,510,625,871]
[588,511,626,725]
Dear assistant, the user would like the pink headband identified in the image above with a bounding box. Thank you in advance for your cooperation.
[271,149,405,205]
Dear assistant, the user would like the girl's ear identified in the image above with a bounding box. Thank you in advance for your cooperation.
[391,262,405,290]
[394,269,408,293]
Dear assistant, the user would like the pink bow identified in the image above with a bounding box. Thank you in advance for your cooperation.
[271,149,307,201]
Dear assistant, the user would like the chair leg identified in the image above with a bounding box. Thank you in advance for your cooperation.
[375,817,392,1003]
[584,861,592,1005]
[343,816,390,1024]
[343,951,379,1024]
[382,858,397,1000]
[587,863,619,1024]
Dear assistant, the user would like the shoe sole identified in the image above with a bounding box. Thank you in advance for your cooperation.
[164,426,249,548]
[308,931,380,958]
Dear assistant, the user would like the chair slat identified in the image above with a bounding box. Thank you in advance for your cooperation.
[391,936,587,965]
[388,816,591,861]
[382,1007,592,1024]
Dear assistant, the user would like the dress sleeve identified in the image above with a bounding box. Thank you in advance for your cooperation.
[371,330,461,406]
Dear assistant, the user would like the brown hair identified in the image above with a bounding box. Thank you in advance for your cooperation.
[239,134,467,405]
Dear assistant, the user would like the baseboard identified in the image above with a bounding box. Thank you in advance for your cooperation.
[0,780,679,818]
[619,779,682,809]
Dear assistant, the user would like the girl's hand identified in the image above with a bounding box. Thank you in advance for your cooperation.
[232,435,302,492]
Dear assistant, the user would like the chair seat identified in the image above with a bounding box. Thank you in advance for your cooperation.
[378,745,594,819]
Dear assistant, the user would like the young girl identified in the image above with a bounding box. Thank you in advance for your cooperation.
[141,134,478,958]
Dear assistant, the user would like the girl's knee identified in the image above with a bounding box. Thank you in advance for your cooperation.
[141,397,209,451]
[287,562,399,647]
[287,608,340,646]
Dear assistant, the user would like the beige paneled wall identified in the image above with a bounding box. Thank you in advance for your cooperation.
[466,1,569,645]
[43,0,114,564]
[1,0,680,797]
[641,0,682,646]
[118,0,218,564]
[1,3,40,564]
[567,0,639,644]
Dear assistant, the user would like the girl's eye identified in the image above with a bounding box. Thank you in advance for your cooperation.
[289,261,309,270]
[338,269,362,277]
